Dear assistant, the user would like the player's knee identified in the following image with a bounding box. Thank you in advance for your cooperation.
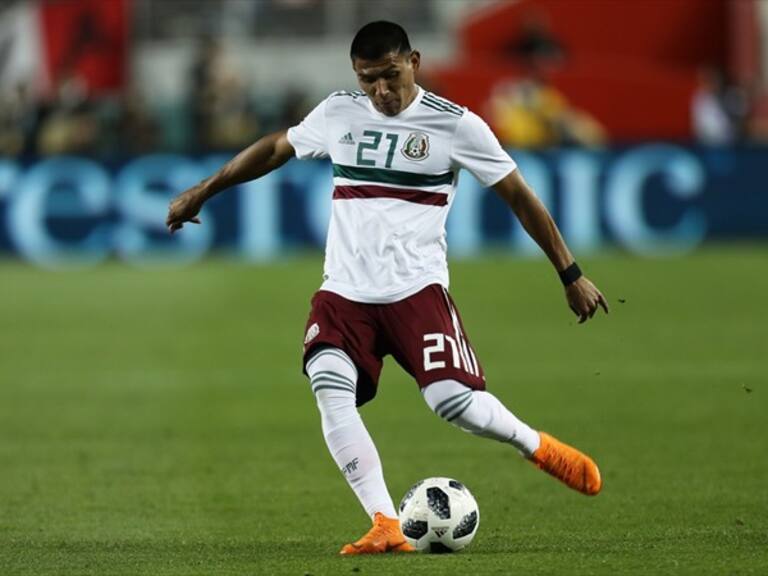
[448,399,490,435]
[423,380,499,435]
[313,385,357,430]
[423,379,483,432]
[309,366,357,426]
[306,347,359,430]
[306,347,358,395]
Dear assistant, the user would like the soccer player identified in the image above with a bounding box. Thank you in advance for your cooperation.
[166,21,609,555]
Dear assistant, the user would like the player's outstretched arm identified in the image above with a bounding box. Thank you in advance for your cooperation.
[493,169,609,323]
[166,130,295,234]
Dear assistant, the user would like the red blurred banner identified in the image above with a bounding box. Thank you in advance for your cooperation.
[0,0,129,97]
[40,0,129,95]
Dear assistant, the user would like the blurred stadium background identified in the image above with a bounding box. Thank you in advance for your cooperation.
[1,1,766,574]
[1,0,767,263]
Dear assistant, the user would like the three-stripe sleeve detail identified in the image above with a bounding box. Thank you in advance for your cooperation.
[420,93,464,117]
[425,93,464,115]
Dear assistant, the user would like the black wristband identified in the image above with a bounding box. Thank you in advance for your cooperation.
[559,262,582,286]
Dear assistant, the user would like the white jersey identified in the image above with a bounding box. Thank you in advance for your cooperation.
[287,86,517,303]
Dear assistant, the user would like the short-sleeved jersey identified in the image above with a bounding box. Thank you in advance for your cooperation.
[287,86,517,304]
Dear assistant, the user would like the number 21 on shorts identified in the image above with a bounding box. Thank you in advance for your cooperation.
[423,333,480,376]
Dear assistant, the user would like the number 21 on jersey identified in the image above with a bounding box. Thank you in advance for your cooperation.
[357,130,398,168]
[423,332,480,377]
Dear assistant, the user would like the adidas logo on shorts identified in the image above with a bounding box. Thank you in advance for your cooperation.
[338,132,355,145]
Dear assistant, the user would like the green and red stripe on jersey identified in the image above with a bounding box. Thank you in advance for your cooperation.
[332,164,453,206]
[332,164,454,187]
[333,185,448,206]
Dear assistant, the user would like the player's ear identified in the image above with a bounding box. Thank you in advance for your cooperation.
[409,50,421,72]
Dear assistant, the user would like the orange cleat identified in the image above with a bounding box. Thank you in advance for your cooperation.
[340,512,416,555]
[530,432,602,496]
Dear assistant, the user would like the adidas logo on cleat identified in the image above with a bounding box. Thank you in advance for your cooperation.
[338,132,355,145]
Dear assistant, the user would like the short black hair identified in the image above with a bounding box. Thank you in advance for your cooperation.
[350,21,411,61]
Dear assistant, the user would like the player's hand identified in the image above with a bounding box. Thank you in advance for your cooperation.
[565,277,609,324]
[166,185,205,234]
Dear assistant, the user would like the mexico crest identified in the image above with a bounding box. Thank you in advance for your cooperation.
[401,131,430,161]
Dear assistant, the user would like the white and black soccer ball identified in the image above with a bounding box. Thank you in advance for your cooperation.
[398,477,480,553]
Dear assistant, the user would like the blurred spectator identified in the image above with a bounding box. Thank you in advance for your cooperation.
[491,13,607,149]
[189,36,259,151]
[279,87,313,129]
[747,94,768,142]
[206,75,260,150]
[508,13,565,68]
[0,82,40,156]
[189,36,222,151]
[489,78,605,148]
[116,90,160,155]
[37,74,101,155]
[692,68,738,145]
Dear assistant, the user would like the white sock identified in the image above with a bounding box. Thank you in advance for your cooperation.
[306,347,397,519]
[422,379,541,456]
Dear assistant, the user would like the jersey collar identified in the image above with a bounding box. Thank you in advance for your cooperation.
[367,85,425,120]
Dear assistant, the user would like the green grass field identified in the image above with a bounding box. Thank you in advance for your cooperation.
[1,247,766,575]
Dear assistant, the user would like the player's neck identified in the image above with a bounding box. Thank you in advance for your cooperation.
[399,85,419,113]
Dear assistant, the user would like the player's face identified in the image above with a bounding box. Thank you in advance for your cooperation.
[353,51,420,116]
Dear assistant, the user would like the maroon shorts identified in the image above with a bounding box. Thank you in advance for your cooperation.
[302,284,485,406]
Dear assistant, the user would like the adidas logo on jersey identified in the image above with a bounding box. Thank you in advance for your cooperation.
[338,132,355,145]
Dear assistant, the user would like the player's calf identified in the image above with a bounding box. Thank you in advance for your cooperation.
[305,347,399,520]
[422,379,540,456]
[423,380,602,495]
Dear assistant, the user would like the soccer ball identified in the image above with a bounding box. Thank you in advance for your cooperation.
[398,477,480,553]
